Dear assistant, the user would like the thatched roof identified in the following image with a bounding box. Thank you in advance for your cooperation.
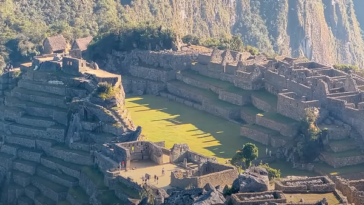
[44,35,67,52]
[72,36,93,51]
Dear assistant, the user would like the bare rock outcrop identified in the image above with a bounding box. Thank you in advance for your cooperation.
[232,167,269,193]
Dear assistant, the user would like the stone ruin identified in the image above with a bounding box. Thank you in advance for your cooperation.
[106,46,364,170]
[333,176,364,205]
[230,191,286,205]
[0,53,142,205]
[275,176,335,193]
[98,141,238,193]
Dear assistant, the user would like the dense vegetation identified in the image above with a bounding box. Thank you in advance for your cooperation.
[231,143,259,168]
[87,23,177,62]
[1,0,364,70]
[293,108,324,163]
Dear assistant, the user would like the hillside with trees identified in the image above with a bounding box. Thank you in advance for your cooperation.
[1,0,364,69]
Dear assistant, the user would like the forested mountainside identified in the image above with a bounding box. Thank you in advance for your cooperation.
[1,0,364,68]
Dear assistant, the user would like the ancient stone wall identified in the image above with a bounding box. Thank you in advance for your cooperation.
[231,191,286,205]
[255,115,298,137]
[219,90,251,106]
[186,151,218,164]
[277,92,321,121]
[333,177,364,205]
[275,176,335,193]
[251,96,276,112]
[197,168,237,188]
[122,76,166,95]
[319,152,364,168]
[129,66,176,83]
[176,73,220,93]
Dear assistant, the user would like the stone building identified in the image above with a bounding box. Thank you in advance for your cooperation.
[43,35,68,54]
[70,36,93,59]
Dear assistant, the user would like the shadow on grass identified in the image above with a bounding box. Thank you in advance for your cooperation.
[127,95,270,160]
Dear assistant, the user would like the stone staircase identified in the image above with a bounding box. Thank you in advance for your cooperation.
[0,68,129,204]
[160,68,300,151]
[318,124,364,168]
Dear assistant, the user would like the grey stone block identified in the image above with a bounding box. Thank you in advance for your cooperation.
[1,144,19,156]
[32,176,67,202]
[25,186,40,200]
[5,135,36,149]
[18,149,43,163]
[13,171,31,188]
[13,160,37,175]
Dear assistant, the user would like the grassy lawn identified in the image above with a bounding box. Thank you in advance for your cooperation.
[126,95,315,177]
[283,193,340,204]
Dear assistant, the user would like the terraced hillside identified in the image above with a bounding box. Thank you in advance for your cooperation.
[0,56,138,205]
[151,58,364,173]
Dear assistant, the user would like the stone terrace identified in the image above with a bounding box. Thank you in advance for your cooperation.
[120,47,364,170]
[0,54,137,205]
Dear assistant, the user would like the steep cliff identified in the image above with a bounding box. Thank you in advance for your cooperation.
[1,0,364,68]
[123,0,364,67]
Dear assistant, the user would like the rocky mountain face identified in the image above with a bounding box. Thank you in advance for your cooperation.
[353,0,364,33]
[123,0,364,67]
[1,0,364,67]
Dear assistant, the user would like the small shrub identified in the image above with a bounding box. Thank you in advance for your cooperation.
[258,162,281,180]
[97,82,119,100]
[182,34,200,45]
[246,45,259,55]
[333,64,359,73]
[12,70,21,78]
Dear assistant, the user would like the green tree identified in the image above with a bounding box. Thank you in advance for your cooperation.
[294,107,324,163]
[231,143,258,168]
[182,34,200,45]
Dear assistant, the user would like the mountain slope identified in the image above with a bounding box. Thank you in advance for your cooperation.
[1,0,364,68]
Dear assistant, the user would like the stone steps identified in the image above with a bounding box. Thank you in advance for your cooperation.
[7,123,65,142]
[37,165,78,188]
[255,112,298,137]
[34,194,56,205]
[329,138,358,153]
[67,187,90,205]
[18,147,44,163]
[47,145,92,166]
[16,114,56,128]
[31,176,68,202]
[0,152,15,169]
[0,105,25,121]
[18,79,66,96]
[40,156,83,179]
[25,185,40,200]
[5,96,68,117]
[17,195,34,205]
[13,170,32,188]
[11,87,67,109]
[5,134,37,148]
[7,183,25,200]
[1,143,20,156]
[241,124,289,148]
[13,159,38,175]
